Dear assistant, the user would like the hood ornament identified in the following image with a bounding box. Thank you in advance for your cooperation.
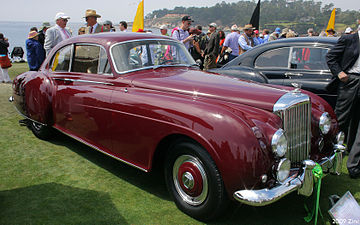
[291,82,302,93]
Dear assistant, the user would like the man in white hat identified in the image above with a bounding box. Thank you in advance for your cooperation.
[84,9,108,34]
[220,24,240,62]
[345,27,353,34]
[159,25,168,36]
[44,12,71,55]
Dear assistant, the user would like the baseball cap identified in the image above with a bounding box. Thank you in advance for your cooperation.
[182,16,194,22]
[231,24,239,31]
[345,27,353,34]
[103,20,112,26]
[160,25,167,30]
[209,23,217,28]
[55,12,70,21]
[275,27,281,34]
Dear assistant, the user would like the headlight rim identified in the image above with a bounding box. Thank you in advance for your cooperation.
[271,128,288,158]
[319,112,331,135]
[276,158,291,183]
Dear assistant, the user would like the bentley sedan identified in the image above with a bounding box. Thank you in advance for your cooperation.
[210,37,338,108]
[10,33,345,221]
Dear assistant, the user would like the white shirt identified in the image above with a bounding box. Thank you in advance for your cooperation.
[56,24,70,40]
[348,30,360,74]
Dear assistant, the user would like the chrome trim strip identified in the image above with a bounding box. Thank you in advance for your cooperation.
[233,145,345,206]
[53,78,114,86]
[273,91,310,112]
[11,102,47,126]
[53,126,148,172]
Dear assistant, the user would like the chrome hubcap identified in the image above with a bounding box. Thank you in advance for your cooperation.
[182,172,194,189]
[173,155,208,206]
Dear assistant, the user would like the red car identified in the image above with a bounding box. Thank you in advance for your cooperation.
[10,33,345,221]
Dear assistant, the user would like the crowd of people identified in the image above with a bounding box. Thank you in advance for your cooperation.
[2,9,360,75]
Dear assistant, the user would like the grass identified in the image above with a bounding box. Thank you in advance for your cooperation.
[0,63,359,224]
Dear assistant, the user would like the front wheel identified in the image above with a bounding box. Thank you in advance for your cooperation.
[30,121,53,140]
[164,141,229,221]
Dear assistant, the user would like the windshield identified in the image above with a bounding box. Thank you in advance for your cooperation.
[111,39,196,73]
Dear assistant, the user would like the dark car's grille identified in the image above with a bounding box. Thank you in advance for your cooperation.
[273,91,311,167]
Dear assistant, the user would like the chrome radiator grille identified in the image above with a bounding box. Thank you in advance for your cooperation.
[273,92,311,167]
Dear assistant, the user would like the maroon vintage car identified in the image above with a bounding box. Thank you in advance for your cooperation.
[10,32,346,221]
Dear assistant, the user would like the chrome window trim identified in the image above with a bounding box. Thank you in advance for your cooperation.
[53,77,114,86]
[50,44,73,73]
[255,46,331,72]
[254,47,291,69]
[288,46,331,72]
[109,38,193,75]
[73,43,113,77]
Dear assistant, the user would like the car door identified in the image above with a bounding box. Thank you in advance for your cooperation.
[51,43,115,151]
[282,46,336,105]
[253,47,291,86]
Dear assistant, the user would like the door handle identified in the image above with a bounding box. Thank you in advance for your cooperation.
[285,72,303,77]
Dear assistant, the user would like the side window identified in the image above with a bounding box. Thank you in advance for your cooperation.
[72,45,100,74]
[51,45,72,72]
[98,48,112,75]
[290,47,329,71]
[255,48,290,68]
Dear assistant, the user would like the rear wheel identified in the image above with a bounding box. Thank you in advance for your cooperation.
[30,121,53,140]
[164,141,229,221]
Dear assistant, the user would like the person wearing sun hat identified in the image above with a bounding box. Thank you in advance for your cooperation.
[44,12,71,55]
[38,22,51,47]
[26,30,45,71]
[84,9,108,34]
[238,24,256,55]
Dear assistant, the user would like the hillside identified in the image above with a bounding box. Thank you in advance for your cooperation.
[145,0,360,34]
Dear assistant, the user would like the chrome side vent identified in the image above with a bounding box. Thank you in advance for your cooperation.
[273,91,311,167]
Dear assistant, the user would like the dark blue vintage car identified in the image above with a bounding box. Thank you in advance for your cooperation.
[211,37,338,108]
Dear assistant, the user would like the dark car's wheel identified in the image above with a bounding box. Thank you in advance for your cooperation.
[164,141,229,221]
[30,121,52,140]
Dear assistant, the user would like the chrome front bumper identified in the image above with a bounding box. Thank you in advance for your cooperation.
[233,144,346,206]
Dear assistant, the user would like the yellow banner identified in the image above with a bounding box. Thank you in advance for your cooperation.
[326,8,336,36]
[132,0,144,32]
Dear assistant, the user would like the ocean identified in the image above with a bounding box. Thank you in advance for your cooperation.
[0,21,161,57]
[0,21,87,57]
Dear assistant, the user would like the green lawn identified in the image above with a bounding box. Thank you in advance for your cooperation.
[0,63,359,224]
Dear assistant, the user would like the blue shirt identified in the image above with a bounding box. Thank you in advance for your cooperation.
[223,32,240,56]
[26,38,45,70]
[238,34,256,51]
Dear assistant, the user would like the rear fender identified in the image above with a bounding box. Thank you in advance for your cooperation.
[14,72,54,125]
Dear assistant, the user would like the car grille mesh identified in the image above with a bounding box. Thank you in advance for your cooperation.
[274,92,311,167]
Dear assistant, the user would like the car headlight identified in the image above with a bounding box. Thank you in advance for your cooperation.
[319,112,331,135]
[336,131,345,145]
[276,158,291,183]
[271,129,288,157]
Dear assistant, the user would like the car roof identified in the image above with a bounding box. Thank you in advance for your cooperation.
[61,32,175,47]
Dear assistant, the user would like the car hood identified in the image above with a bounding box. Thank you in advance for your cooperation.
[131,67,289,111]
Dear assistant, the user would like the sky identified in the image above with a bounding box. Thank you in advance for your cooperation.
[1,0,359,23]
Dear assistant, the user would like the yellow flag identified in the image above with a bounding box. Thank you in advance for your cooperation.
[132,0,144,32]
[325,8,336,36]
